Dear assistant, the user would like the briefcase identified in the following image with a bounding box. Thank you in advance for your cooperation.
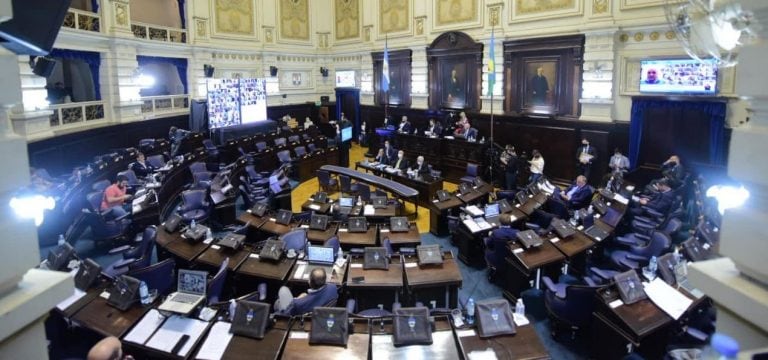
[230,301,271,339]
[309,307,349,346]
[363,247,389,270]
[613,270,647,305]
[259,239,284,261]
[219,233,245,251]
[392,307,432,346]
[106,275,140,311]
[164,213,183,232]
[416,245,443,266]
[475,299,516,338]
[74,258,101,291]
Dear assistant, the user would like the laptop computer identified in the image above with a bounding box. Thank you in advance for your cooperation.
[307,245,336,266]
[348,217,367,233]
[583,225,610,242]
[275,209,292,225]
[249,203,268,217]
[436,190,451,202]
[417,244,443,265]
[314,191,328,204]
[516,230,543,249]
[158,269,208,314]
[550,218,576,239]
[371,196,387,209]
[364,247,389,270]
[390,217,410,232]
[458,183,472,195]
[310,214,329,231]
[498,198,513,214]
[484,203,501,227]
[338,197,355,215]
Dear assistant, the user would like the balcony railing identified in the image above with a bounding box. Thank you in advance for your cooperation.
[132,22,187,43]
[62,8,100,33]
[49,101,106,128]
[141,95,189,115]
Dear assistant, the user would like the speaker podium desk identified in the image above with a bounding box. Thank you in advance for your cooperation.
[403,251,463,308]
[347,255,404,311]
[283,318,370,360]
[502,240,565,303]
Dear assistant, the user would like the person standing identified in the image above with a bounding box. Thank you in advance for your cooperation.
[576,138,597,180]
[528,150,545,184]
[608,148,630,174]
[501,145,518,190]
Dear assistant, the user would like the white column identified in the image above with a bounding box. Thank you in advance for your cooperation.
[9,56,54,139]
[579,29,617,122]
[189,50,213,100]
[104,0,133,38]
[103,43,142,122]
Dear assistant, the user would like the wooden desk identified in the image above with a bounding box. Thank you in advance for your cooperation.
[237,212,270,229]
[196,244,250,272]
[70,297,151,338]
[362,204,398,218]
[236,253,296,303]
[548,231,595,273]
[503,241,565,302]
[305,223,338,244]
[259,218,297,236]
[457,183,493,204]
[454,222,488,269]
[379,223,421,248]
[192,318,289,360]
[403,251,463,308]
[55,283,107,318]
[156,227,210,265]
[370,316,460,360]
[337,227,377,248]
[301,199,332,214]
[516,196,543,216]
[455,323,550,360]
[347,255,404,310]
[282,318,370,360]
[428,195,463,236]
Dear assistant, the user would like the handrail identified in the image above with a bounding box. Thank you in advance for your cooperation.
[131,21,187,43]
[49,100,106,128]
[63,8,101,33]
[140,95,190,115]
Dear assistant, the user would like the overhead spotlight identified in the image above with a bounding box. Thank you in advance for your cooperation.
[10,193,55,226]
[29,56,57,77]
[203,64,215,78]
[706,184,750,215]
[270,66,278,77]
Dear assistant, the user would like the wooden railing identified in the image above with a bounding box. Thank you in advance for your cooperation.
[49,101,106,128]
[140,95,190,115]
[62,8,100,33]
[131,21,187,43]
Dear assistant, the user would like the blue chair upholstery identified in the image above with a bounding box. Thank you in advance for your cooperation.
[317,170,338,193]
[128,258,176,296]
[277,150,293,164]
[288,135,300,144]
[281,229,308,252]
[460,163,480,184]
[189,162,207,175]
[146,154,166,168]
[104,226,156,278]
[307,143,318,153]
[177,189,211,223]
[91,179,111,192]
[274,137,287,147]
[339,175,354,195]
[610,231,672,271]
[383,238,393,256]
[294,146,307,158]
[190,171,214,190]
[256,141,267,152]
[345,299,396,318]
[117,169,142,187]
[139,138,155,149]
[84,191,132,246]
[323,236,340,258]
[543,276,602,337]
[207,258,229,305]
[356,184,371,202]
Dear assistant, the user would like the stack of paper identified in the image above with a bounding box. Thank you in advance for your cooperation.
[613,194,629,205]
[644,278,693,320]
[196,322,234,360]
[463,219,482,233]
[145,315,208,357]
[364,205,375,215]
[474,218,492,230]
[124,309,166,345]
[464,205,484,217]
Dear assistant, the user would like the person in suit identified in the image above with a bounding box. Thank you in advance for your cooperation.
[383,140,397,164]
[373,148,387,164]
[426,118,443,137]
[558,175,594,210]
[275,268,338,315]
[531,67,549,104]
[608,148,630,174]
[391,150,409,172]
[398,116,413,134]
[129,152,154,178]
[411,155,430,175]
[576,138,597,180]
[501,145,518,190]
[661,155,685,188]
[639,179,675,214]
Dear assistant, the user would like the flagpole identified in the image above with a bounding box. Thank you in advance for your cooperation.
[489,26,496,184]
[384,35,389,125]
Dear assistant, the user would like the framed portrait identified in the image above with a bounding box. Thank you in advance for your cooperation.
[442,62,467,108]
[523,59,558,110]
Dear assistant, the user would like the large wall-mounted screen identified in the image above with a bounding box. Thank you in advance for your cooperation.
[639,58,718,95]
[207,78,268,129]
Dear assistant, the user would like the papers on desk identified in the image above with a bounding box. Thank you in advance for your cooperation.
[293,263,307,279]
[631,195,640,203]
[290,331,309,340]
[308,204,321,210]
[350,263,363,269]
[364,205,375,216]
[56,288,86,310]
[456,329,477,338]
[513,313,530,326]
[613,193,629,205]
[644,278,693,320]
[474,218,492,231]
[444,136,455,140]
[384,167,398,174]
[468,349,498,360]
[196,322,234,360]
[462,218,484,233]
[464,205,484,217]
[404,262,418,268]
[145,315,209,357]
[124,309,166,345]
[538,181,557,195]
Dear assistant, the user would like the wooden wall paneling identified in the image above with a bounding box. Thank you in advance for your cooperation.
[427,32,484,112]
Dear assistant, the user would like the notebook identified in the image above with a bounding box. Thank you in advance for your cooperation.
[364,247,389,270]
[484,203,501,227]
[158,269,208,315]
[417,244,443,265]
[516,230,543,249]
[348,217,367,233]
[390,217,410,232]
[309,214,329,231]
[371,196,388,209]
[275,209,292,225]
[550,218,576,239]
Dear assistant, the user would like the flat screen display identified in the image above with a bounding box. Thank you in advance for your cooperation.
[335,70,356,87]
[341,126,352,142]
[639,58,718,95]
[206,78,268,129]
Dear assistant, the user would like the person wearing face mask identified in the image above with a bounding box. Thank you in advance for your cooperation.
[528,150,545,184]
[576,138,597,180]
[101,175,132,219]
[392,150,409,172]
[411,155,430,175]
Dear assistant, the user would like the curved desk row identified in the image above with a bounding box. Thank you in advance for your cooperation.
[320,165,420,217]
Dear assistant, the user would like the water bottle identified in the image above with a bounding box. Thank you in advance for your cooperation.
[588,205,594,215]
[191,219,197,230]
[139,281,150,305]
[709,333,739,359]
[673,246,682,265]
[356,195,362,206]
[644,256,658,280]
[58,234,66,246]
[515,298,525,316]
[466,298,475,325]
[206,227,213,241]
[649,256,658,273]
[229,299,237,321]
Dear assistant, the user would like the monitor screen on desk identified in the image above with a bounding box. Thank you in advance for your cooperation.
[341,126,352,142]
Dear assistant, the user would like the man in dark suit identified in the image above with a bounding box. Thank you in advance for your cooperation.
[398,116,413,134]
[426,118,443,137]
[411,156,430,175]
[129,152,154,178]
[558,175,594,210]
[275,268,338,315]
[661,155,685,188]
[391,150,409,172]
[383,140,397,164]
[640,179,675,214]
[576,138,597,180]
[373,148,387,165]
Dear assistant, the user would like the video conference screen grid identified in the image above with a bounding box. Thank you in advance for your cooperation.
[639,58,718,95]
[207,78,268,129]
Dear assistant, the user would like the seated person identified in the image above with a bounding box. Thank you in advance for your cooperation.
[129,152,155,178]
[101,175,132,219]
[489,214,519,242]
[410,156,430,175]
[29,167,54,193]
[425,118,442,137]
[383,140,397,164]
[632,179,675,216]
[275,268,338,315]
[383,116,396,129]
[398,116,413,134]
[390,150,409,172]
[557,175,594,210]
[661,155,685,188]
[373,148,388,165]
[87,336,131,360]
